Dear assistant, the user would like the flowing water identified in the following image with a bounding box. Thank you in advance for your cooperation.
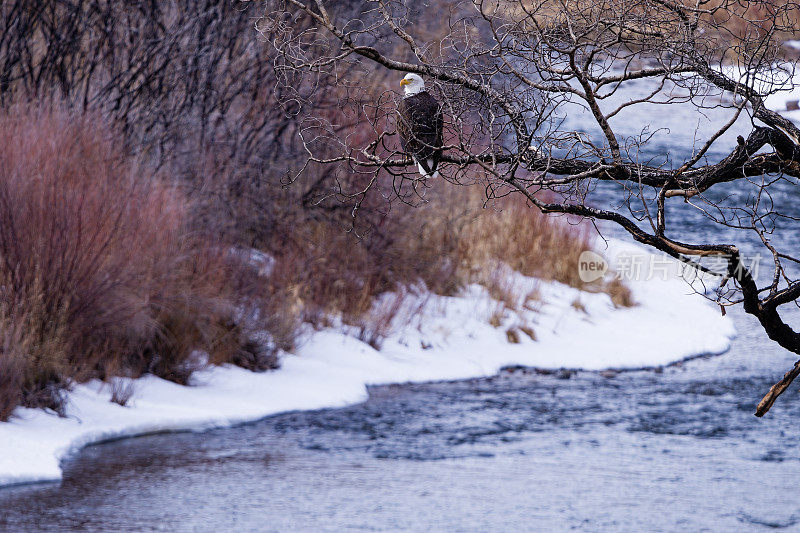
[2,80,800,532]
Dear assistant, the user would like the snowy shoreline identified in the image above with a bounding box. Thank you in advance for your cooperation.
[0,239,735,488]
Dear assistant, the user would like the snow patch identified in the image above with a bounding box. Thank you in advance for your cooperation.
[720,62,800,122]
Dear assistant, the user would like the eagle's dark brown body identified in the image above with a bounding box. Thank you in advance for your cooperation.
[397,91,443,176]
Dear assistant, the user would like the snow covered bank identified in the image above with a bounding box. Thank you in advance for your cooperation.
[0,238,735,488]
[721,61,800,122]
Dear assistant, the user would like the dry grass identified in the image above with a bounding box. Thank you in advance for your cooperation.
[604,278,636,308]
[383,182,627,297]
[571,298,587,313]
[518,325,537,341]
[261,178,632,348]
[0,285,72,417]
[460,191,594,289]
[505,327,521,344]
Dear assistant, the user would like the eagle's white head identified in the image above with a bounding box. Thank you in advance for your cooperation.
[400,73,425,96]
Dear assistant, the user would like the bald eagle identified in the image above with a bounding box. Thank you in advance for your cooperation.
[397,73,443,179]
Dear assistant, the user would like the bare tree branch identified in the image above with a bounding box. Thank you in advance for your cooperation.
[261,0,800,415]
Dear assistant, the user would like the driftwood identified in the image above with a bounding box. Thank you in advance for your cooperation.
[757,359,800,417]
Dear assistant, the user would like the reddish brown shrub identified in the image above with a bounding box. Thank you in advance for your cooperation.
[0,104,255,419]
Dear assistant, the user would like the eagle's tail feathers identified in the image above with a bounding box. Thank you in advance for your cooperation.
[416,162,432,179]
[428,159,439,179]
[414,158,438,180]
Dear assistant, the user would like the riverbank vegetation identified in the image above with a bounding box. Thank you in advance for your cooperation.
[0,1,631,420]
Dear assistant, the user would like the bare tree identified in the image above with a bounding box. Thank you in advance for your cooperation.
[259,0,800,415]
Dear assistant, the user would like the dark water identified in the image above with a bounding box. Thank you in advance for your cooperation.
[3,82,800,532]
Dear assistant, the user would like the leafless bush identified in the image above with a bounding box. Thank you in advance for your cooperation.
[110,378,136,407]
[0,104,258,419]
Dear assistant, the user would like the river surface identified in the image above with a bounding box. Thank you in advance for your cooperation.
[2,79,800,532]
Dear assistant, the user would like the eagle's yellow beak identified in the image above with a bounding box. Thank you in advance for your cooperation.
[400,79,411,86]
